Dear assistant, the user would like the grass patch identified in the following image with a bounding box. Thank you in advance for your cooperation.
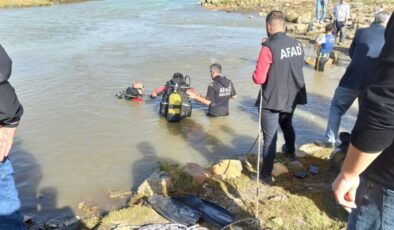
[100,205,168,227]
[157,161,197,194]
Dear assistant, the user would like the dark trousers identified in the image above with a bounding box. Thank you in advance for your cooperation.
[334,20,346,43]
[260,107,296,177]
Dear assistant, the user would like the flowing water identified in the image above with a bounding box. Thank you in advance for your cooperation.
[0,0,357,221]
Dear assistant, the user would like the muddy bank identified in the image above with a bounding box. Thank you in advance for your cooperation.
[28,143,348,229]
[0,0,88,8]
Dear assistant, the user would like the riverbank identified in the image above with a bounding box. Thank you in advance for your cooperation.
[200,0,394,55]
[0,0,87,8]
[27,144,348,229]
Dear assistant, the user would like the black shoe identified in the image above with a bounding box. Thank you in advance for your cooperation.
[282,144,296,161]
[288,154,297,162]
[261,175,275,186]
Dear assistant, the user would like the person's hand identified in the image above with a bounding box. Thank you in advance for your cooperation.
[0,127,17,162]
[332,172,359,212]
[186,89,199,99]
[150,92,157,99]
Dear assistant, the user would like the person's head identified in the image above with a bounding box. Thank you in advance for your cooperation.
[325,24,334,34]
[266,11,286,37]
[132,81,144,95]
[374,11,391,27]
[171,72,184,85]
[339,0,344,4]
[209,63,222,79]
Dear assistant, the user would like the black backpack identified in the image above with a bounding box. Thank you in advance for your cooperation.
[159,81,192,122]
[124,87,140,100]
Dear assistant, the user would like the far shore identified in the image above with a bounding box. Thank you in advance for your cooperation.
[0,0,89,8]
[201,0,394,57]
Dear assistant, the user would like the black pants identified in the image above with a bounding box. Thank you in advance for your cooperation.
[315,56,329,71]
[260,107,296,177]
[315,52,336,72]
[334,20,346,43]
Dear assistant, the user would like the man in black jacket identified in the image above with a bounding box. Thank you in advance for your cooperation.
[187,63,237,116]
[252,11,307,185]
[332,12,394,229]
[0,44,26,230]
[315,11,390,148]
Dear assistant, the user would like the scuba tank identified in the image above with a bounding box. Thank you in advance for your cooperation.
[166,83,183,122]
[159,78,193,122]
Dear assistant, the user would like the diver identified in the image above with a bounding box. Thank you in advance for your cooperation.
[151,73,193,122]
[187,63,237,117]
[116,81,145,102]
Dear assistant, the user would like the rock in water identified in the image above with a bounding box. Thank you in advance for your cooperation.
[137,171,172,197]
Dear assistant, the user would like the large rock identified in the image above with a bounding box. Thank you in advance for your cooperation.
[137,171,172,197]
[272,163,289,177]
[286,23,308,33]
[210,159,243,179]
[286,11,298,23]
[182,163,211,185]
[298,12,312,24]
[286,11,311,24]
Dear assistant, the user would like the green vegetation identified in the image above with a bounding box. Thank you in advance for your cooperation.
[157,162,197,193]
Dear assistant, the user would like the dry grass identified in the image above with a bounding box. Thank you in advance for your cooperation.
[0,0,84,8]
[95,144,347,229]
[100,205,168,227]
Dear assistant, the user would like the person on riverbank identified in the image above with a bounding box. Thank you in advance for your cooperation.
[252,11,307,185]
[332,12,394,229]
[332,0,350,45]
[315,24,336,72]
[0,44,26,230]
[187,63,237,117]
[315,11,390,148]
[316,0,329,23]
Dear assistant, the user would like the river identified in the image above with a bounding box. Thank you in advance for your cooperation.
[0,0,357,222]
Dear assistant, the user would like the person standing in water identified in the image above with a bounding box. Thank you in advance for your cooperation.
[187,63,237,117]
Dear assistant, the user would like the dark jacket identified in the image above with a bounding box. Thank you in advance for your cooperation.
[351,13,394,189]
[0,45,12,84]
[339,24,386,90]
[0,45,23,128]
[206,75,236,116]
[261,32,307,111]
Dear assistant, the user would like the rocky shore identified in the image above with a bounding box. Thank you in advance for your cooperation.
[0,0,87,8]
[26,144,348,229]
[200,0,394,57]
